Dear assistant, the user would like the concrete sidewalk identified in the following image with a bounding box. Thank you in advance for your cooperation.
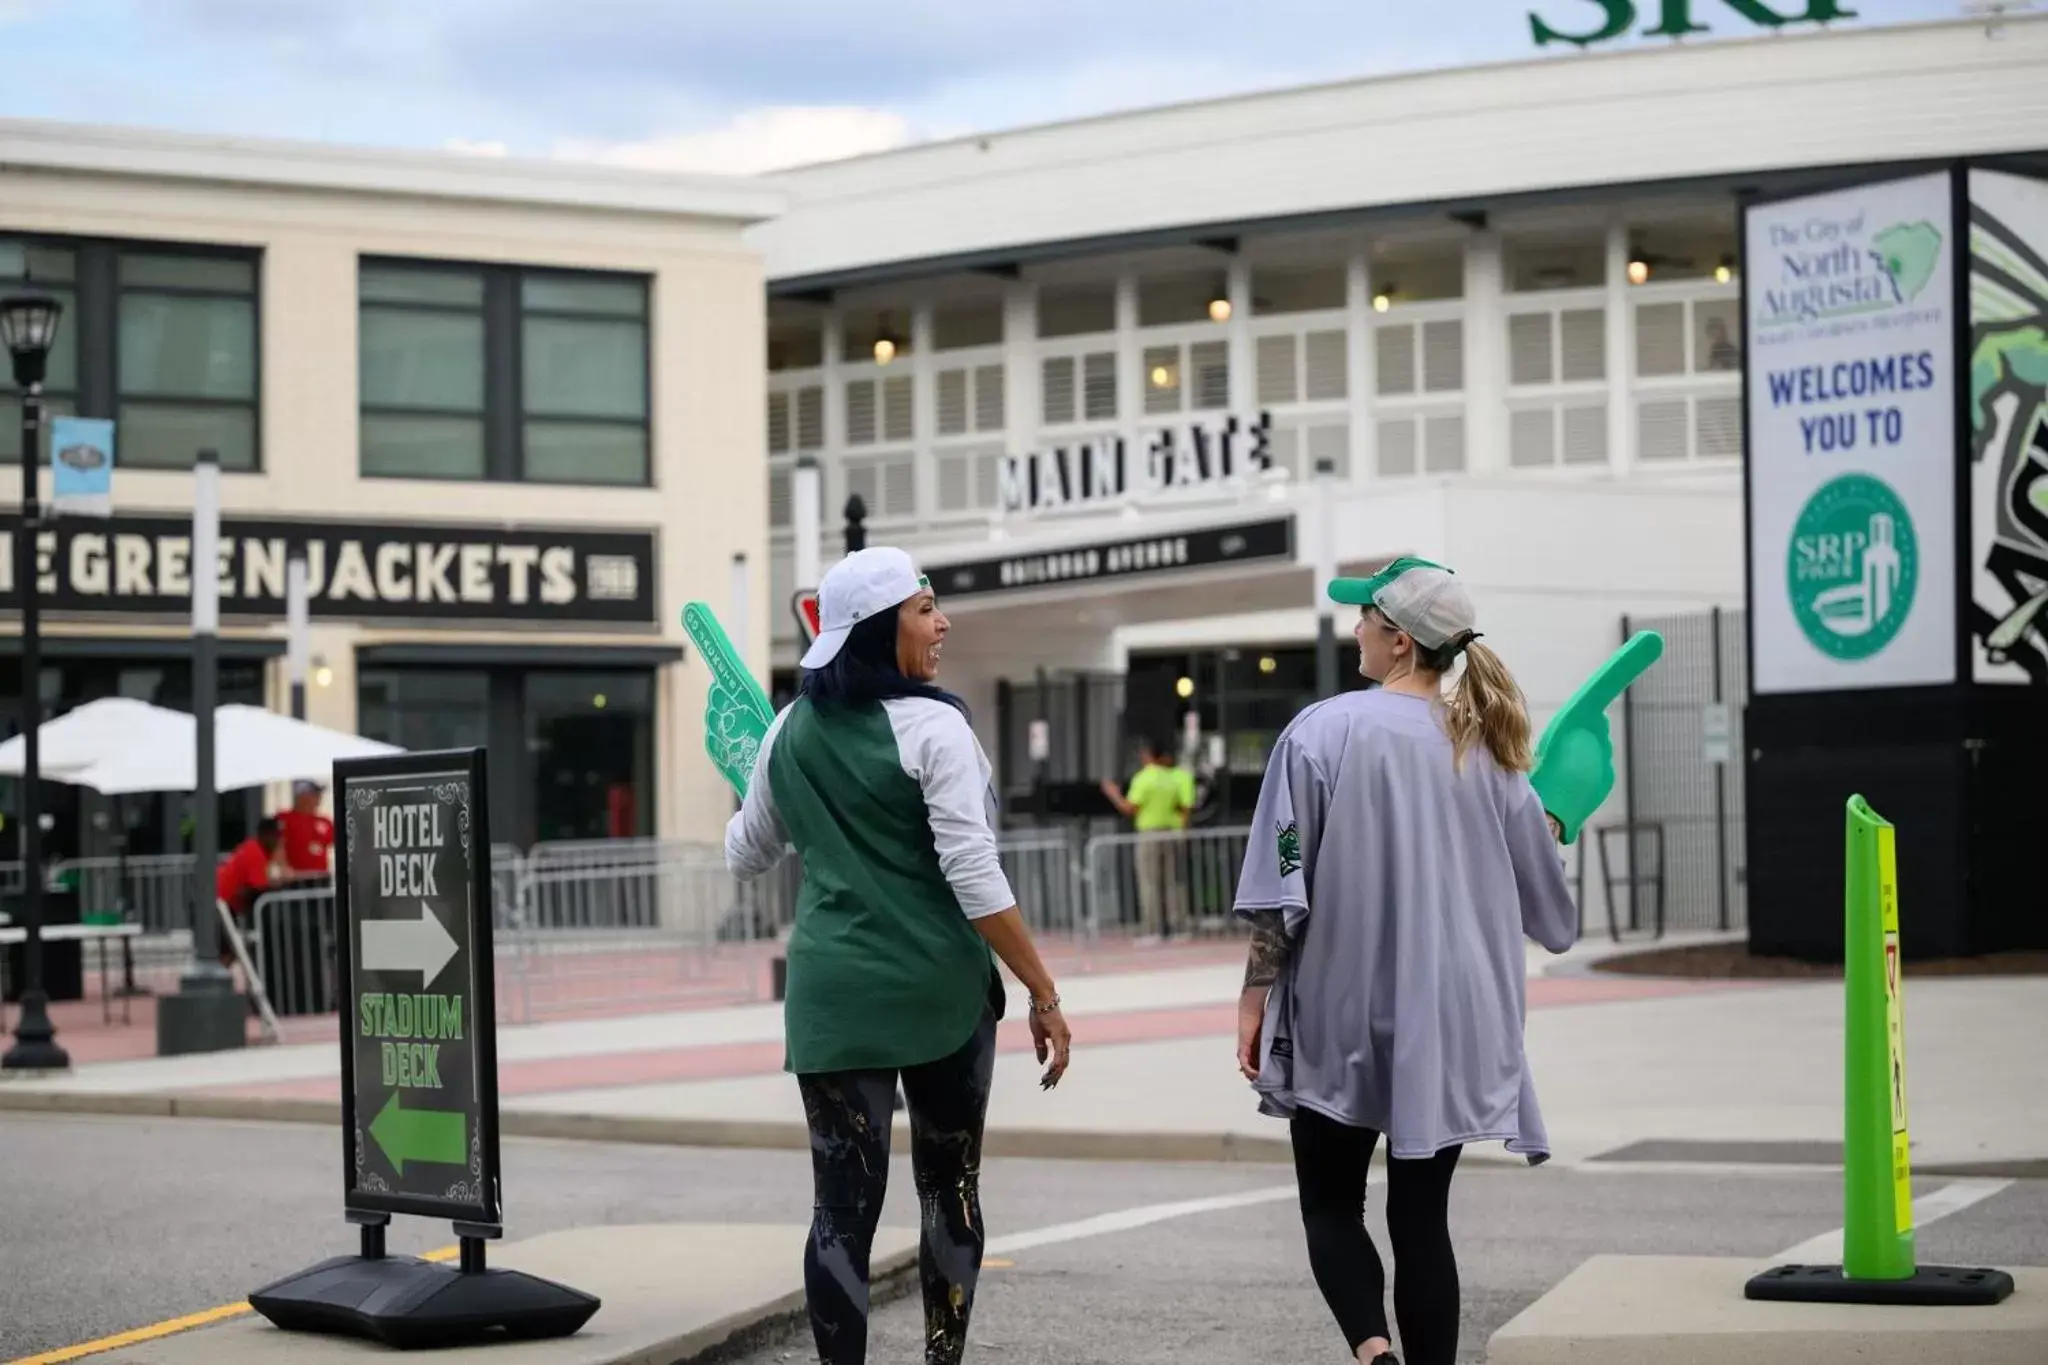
[4,933,2042,1175]
[90,1223,919,1365]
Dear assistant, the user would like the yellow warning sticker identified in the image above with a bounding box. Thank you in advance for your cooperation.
[1878,824,1910,1233]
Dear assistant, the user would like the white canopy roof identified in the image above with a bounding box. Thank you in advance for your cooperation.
[0,699,402,795]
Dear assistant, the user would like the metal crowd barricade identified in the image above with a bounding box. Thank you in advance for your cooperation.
[497,840,773,1024]
[1081,826,1252,940]
[43,853,210,997]
[1001,830,1087,939]
[49,853,200,935]
[247,885,340,1018]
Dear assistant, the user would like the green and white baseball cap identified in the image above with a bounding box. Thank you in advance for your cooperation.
[802,546,933,669]
[1328,555,1480,651]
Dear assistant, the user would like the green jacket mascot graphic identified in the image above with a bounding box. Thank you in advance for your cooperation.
[1968,192,2048,684]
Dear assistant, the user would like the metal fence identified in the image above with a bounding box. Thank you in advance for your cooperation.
[1082,826,1252,939]
[1619,606,1748,934]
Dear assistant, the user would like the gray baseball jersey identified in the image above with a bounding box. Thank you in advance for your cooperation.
[1232,688,1580,1165]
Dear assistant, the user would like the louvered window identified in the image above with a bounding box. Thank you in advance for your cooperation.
[935,445,1004,514]
[1697,395,1741,457]
[936,364,1004,437]
[843,453,916,520]
[1635,303,1687,377]
[1143,345,1182,415]
[767,385,823,455]
[1424,414,1465,472]
[1303,331,1346,401]
[1268,421,1351,480]
[1509,308,1604,386]
[1638,400,1690,462]
[1081,353,1116,421]
[1190,341,1229,410]
[1257,329,1347,405]
[768,463,792,527]
[1377,319,1464,396]
[844,376,911,446]
[1043,351,1113,425]
[845,380,878,445]
[1377,419,1417,477]
[1378,412,1466,477]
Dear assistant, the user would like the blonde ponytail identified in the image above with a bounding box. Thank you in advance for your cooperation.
[1439,640,1532,774]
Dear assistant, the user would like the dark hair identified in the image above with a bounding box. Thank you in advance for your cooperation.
[1142,736,1172,762]
[256,817,282,842]
[799,605,970,720]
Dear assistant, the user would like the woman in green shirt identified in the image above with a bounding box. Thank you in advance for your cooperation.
[726,546,1072,1365]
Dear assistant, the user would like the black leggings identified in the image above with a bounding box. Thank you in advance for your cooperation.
[795,1012,997,1365]
[1290,1108,1462,1364]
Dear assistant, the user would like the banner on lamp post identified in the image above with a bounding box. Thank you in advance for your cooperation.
[49,416,113,518]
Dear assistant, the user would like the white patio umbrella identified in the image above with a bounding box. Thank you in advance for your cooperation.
[0,696,187,781]
[214,704,403,791]
[0,701,402,795]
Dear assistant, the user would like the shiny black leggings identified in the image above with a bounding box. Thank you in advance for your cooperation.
[1290,1108,1463,1365]
[795,1013,997,1365]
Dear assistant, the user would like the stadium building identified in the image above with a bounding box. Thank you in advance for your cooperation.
[749,11,2048,927]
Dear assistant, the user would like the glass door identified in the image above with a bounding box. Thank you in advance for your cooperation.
[524,670,653,844]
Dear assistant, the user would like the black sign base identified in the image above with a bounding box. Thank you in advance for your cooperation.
[249,1253,601,1349]
[1744,1262,2016,1306]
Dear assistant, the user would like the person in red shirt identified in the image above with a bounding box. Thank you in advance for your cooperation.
[279,781,335,878]
[215,818,282,965]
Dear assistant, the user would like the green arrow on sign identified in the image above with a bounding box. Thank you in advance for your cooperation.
[369,1091,466,1177]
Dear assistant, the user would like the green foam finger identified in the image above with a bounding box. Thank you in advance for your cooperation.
[684,603,773,726]
[683,602,775,796]
[1558,631,1664,723]
[1531,631,1665,844]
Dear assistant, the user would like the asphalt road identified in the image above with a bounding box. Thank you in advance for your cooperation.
[1,1113,2043,1364]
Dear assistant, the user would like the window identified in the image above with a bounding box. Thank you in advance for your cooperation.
[1255,329,1347,405]
[358,667,656,848]
[1375,320,1464,397]
[1041,351,1116,426]
[358,259,649,485]
[118,254,260,470]
[0,236,258,470]
[1142,341,1228,415]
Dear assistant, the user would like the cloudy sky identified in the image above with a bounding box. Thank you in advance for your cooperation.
[0,0,1971,174]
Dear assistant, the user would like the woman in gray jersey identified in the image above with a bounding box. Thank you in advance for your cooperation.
[1231,556,1577,1365]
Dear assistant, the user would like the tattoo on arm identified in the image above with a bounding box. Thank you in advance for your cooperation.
[1243,909,1289,988]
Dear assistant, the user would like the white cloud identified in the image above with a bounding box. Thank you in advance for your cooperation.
[551,105,915,176]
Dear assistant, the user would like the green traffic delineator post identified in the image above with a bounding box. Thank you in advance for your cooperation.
[370,1092,468,1178]
[1841,794,1912,1283]
[1744,795,2014,1308]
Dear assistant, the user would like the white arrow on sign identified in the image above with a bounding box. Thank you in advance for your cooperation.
[360,902,460,991]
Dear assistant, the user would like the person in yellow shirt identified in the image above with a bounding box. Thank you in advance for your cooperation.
[1100,738,1197,943]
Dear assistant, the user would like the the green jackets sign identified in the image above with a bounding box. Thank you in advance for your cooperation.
[1531,0,1857,48]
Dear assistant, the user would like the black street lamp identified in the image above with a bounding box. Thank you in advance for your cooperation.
[2,290,70,1072]
[843,493,868,554]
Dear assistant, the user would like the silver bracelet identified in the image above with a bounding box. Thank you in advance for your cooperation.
[1029,992,1062,1015]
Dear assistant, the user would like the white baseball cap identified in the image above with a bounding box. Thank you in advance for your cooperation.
[801,546,932,670]
[1328,555,1480,652]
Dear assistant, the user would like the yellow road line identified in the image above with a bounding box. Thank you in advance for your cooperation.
[5,1245,461,1365]
[983,1257,1015,1268]
[3,1304,252,1365]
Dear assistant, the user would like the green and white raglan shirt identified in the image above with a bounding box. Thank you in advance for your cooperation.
[725,694,1013,1076]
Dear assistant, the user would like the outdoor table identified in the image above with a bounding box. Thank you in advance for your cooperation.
[0,921,145,1029]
